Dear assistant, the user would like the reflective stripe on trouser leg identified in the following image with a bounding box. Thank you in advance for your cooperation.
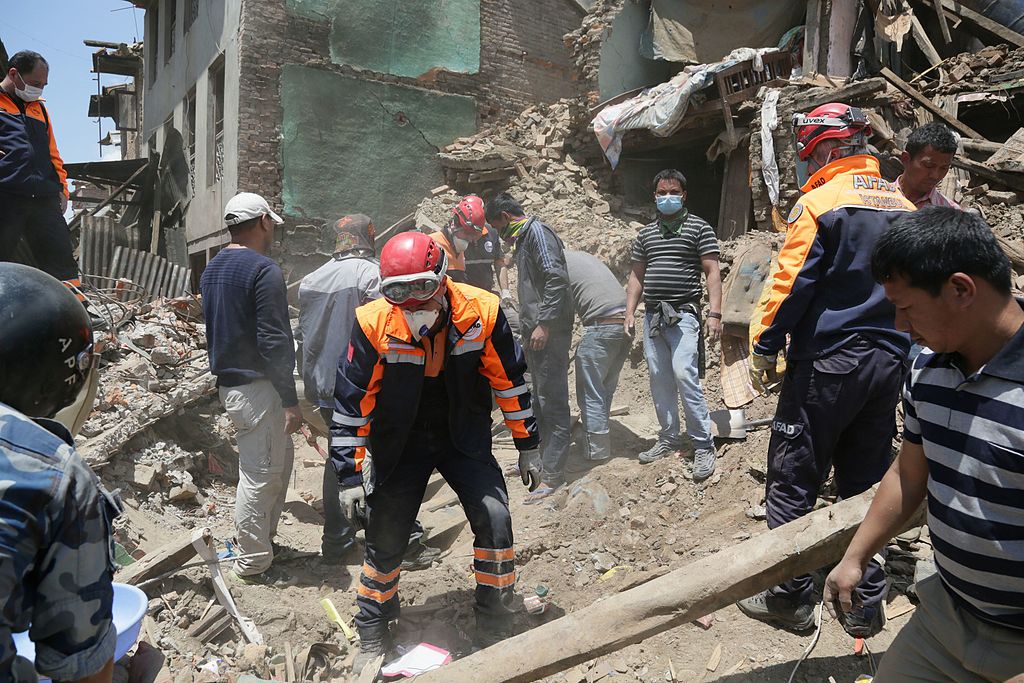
[473,546,516,589]
[356,559,402,623]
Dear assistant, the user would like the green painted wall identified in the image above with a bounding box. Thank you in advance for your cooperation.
[281,65,477,228]
[286,0,481,78]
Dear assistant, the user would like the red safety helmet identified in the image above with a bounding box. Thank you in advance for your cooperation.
[451,195,488,236]
[379,231,448,307]
[793,103,871,161]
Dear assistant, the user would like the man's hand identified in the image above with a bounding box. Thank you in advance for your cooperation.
[60,193,68,215]
[749,351,779,394]
[518,449,541,491]
[624,314,635,338]
[338,484,367,519]
[500,289,515,310]
[823,557,864,618]
[529,324,549,351]
[705,316,722,345]
[284,405,303,434]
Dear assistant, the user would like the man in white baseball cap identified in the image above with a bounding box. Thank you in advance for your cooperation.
[224,191,284,227]
[200,191,300,585]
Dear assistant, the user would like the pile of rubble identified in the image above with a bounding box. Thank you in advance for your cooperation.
[80,296,215,467]
[436,99,647,276]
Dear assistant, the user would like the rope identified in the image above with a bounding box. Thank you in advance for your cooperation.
[787,598,826,683]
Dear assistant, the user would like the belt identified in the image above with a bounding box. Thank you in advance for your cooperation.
[585,316,626,327]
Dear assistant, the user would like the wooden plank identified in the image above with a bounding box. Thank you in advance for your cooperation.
[952,156,1024,192]
[909,14,942,67]
[790,77,887,112]
[118,530,209,586]
[717,140,753,241]
[880,67,985,140]
[414,487,923,683]
[933,0,953,43]
[920,0,1024,48]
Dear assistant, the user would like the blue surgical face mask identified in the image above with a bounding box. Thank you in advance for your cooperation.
[656,194,683,215]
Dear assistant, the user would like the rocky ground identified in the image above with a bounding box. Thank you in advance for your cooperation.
[97,305,934,682]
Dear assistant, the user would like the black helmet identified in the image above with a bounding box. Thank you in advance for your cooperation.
[0,264,94,418]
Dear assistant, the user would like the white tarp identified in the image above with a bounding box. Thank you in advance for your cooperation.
[592,47,779,168]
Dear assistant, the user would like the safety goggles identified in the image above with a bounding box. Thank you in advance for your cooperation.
[381,273,444,306]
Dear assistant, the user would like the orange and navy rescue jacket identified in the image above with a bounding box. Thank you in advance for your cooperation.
[753,155,914,361]
[329,281,537,487]
[0,91,68,197]
[429,230,468,283]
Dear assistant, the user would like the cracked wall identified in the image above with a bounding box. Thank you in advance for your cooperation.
[281,65,477,228]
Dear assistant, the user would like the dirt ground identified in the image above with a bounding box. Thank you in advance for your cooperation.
[102,324,931,681]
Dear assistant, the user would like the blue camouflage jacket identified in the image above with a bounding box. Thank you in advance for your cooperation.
[0,402,118,681]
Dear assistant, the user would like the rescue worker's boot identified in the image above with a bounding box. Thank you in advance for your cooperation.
[736,590,815,631]
[352,624,392,678]
[474,609,515,649]
[836,602,886,638]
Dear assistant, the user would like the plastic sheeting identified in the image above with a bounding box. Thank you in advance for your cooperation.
[641,0,805,65]
[592,48,779,168]
[759,89,782,208]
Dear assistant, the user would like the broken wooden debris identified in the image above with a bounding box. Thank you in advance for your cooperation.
[919,0,1024,48]
[880,67,985,140]
[119,529,208,587]
[415,488,923,683]
[952,156,1024,192]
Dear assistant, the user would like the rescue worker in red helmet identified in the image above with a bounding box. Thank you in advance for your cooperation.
[737,103,916,637]
[428,194,488,284]
[330,231,540,673]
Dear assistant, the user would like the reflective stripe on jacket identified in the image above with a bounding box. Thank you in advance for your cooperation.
[329,281,538,487]
[0,92,67,197]
[753,155,914,360]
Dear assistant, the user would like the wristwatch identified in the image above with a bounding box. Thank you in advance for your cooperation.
[707,312,722,320]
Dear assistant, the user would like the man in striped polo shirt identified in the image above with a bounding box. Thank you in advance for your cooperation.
[825,207,1024,681]
[625,169,722,481]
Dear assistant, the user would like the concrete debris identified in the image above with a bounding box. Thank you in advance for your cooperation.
[79,297,214,467]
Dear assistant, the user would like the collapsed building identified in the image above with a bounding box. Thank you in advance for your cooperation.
[49,0,1024,680]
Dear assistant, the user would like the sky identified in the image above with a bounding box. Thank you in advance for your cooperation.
[1,0,144,165]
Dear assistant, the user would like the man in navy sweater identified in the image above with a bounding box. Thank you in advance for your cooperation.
[201,192,302,584]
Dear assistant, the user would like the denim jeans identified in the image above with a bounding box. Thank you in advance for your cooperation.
[575,324,629,458]
[524,326,572,486]
[642,311,713,450]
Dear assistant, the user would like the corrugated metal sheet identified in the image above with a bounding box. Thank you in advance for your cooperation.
[79,215,139,278]
[108,246,190,300]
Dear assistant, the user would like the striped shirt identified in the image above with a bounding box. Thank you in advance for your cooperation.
[631,214,719,307]
[903,316,1024,630]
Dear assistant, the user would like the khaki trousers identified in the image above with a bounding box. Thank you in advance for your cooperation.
[876,574,1024,682]
[219,380,294,575]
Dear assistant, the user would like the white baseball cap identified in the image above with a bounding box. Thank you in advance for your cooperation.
[224,192,284,226]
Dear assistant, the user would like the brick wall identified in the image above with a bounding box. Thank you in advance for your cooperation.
[234,0,582,277]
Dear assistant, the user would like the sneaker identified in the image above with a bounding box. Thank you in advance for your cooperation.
[402,544,442,571]
[736,590,815,631]
[638,440,680,464]
[692,448,717,481]
[837,603,886,638]
[229,566,295,588]
[352,625,393,677]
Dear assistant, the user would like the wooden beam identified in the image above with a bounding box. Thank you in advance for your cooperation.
[952,156,1024,192]
[920,0,1024,48]
[909,14,942,67]
[415,487,920,683]
[791,77,887,112]
[880,67,986,140]
[118,530,209,586]
[933,0,953,43]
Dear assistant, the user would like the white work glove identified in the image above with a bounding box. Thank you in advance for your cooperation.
[338,484,367,520]
[749,351,780,395]
[518,449,541,492]
[500,289,515,310]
